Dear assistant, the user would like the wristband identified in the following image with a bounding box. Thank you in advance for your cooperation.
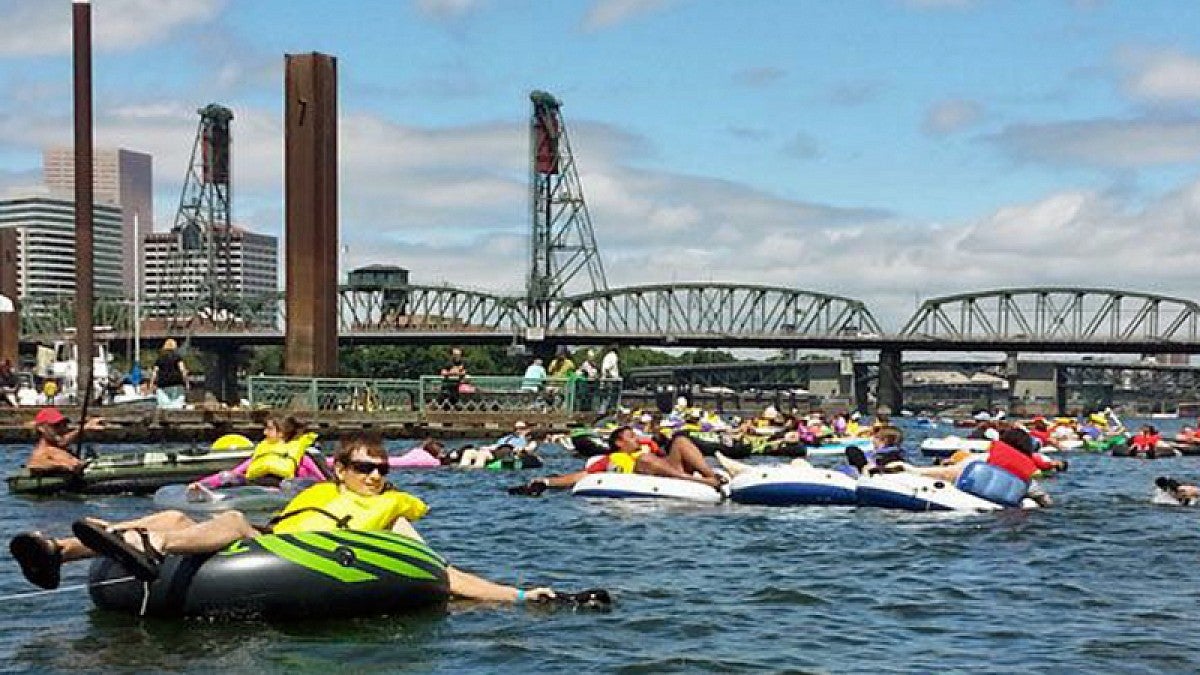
[516,589,525,603]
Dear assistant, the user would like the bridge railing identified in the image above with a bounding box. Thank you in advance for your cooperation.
[247,375,623,415]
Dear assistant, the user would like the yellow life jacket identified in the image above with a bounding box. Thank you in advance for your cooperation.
[271,481,428,534]
[845,421,861,437]
[245,432,318,482]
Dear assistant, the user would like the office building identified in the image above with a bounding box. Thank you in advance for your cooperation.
[142,225,278,316]
[44,147,152,295]
[0,195,124,297]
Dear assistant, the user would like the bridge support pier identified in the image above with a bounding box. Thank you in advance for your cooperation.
[203,346,241,405]
[284,52,339,377]
[853,363,870,414]
[877,348,903,414]
[0,227,16,365]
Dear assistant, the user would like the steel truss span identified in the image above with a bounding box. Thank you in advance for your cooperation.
[900,288,1200,344]
[548,283,882,339]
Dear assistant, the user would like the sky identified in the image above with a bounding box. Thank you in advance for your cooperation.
[1,0,1200,330]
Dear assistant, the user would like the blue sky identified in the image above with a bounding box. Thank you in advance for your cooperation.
[2,0,1200,326]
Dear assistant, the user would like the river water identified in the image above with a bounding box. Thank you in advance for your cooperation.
[2,419,1199,674]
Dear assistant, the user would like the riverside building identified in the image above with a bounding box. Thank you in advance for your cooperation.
[0,195,124,297]
[141,225,279,317]
[43,146,153,295]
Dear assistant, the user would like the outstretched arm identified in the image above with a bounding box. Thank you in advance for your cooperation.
[446,566,554,603]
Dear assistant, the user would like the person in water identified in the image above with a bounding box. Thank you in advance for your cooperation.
[841,426,907,477]
[25,407,105,476]
[515,425,724,493]
[9,434,582,605]
[1155,477,1199,505]
[189,415,327,491]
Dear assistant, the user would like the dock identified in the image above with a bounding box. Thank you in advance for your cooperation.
[0,407,587,444]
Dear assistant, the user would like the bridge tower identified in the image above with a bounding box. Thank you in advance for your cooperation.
[527,91,607,326]
[159,104,235,317]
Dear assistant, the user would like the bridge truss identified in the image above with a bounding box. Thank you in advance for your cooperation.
[901,288,1200,345]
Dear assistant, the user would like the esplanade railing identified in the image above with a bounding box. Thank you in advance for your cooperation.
[246,375,623,415]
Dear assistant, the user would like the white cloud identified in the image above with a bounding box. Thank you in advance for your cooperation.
[987,118,1200,168]
[4,88,1200,327]
[413,0,489,20]
[922,99,984,136]
[1118,48,1200,104]
[0,0,225,57]
[582,0,678,31]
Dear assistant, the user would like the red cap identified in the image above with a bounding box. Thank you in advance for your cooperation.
[34,407,67,425]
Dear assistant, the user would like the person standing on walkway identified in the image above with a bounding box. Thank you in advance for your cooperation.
[600,346,621,414]
[150,339,188,410]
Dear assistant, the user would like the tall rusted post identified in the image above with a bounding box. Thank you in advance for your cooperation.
[284,53,339,376]
[0,227,18,365]
[73,0,95,397]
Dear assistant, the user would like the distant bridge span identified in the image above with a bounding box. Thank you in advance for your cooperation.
[17,285,1200,354]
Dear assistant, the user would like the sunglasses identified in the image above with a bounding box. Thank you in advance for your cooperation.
[347,460,390,476]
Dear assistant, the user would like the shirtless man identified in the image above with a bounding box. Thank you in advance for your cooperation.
[25,407,104,475]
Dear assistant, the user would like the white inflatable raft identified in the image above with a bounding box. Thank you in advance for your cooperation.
[728,465,858,506]
[919,436,991,458]
[571,473,725,504]
[855,472,1038,512]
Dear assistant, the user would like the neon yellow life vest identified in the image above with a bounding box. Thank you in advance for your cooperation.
[271,482,428,534]
[245,432,318,482]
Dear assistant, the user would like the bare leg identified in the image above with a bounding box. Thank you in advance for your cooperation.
[155,511,259,555]
[636,454,721,488]
[53,510,201,561]
[664,436,716,479]
[715,451,750,477]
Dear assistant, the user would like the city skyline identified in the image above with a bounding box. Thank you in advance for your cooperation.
[0,1,1198,326]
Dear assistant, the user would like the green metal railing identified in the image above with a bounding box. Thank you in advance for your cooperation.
[247,375,622,416]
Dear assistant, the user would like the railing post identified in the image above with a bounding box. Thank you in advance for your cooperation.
[309,378,318,411]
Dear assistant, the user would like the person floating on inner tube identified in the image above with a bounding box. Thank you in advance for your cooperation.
[1155,477,1199,505]
[1129,425,1162,457]
[25,407,105,477]
[9,433,593,607]
[841,426,907,477]
[189,415,328,493]
[890,427,1065,507]
[514,425,725,494]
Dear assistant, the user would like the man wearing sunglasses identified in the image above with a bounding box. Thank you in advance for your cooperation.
[11,434,562,605]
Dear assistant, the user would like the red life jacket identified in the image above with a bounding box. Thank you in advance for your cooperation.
[986,440,1053,482]
[1028,428,1051,445]
[1131,433,1161,451]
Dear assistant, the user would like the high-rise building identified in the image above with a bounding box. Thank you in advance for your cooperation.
[142,225,278,317]
[0,195,124,297]
[44,147,152,295]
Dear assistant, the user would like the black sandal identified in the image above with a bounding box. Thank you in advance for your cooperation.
[9,532,63,590]
[71,519,162,582]
[551,588,613,610]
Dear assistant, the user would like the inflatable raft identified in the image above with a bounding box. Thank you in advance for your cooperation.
[87,530,449,619]
[919,437,991,458]
[1111,444,1180,459]
[6,447,255,496]
[571,473,725,504]
[855,471,1038,512]
[728,465,857,506]
[152,480,316,513]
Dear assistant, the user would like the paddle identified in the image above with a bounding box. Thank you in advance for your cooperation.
[73,367,96,459]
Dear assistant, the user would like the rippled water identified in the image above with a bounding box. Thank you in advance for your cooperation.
[3,421,1200,674]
